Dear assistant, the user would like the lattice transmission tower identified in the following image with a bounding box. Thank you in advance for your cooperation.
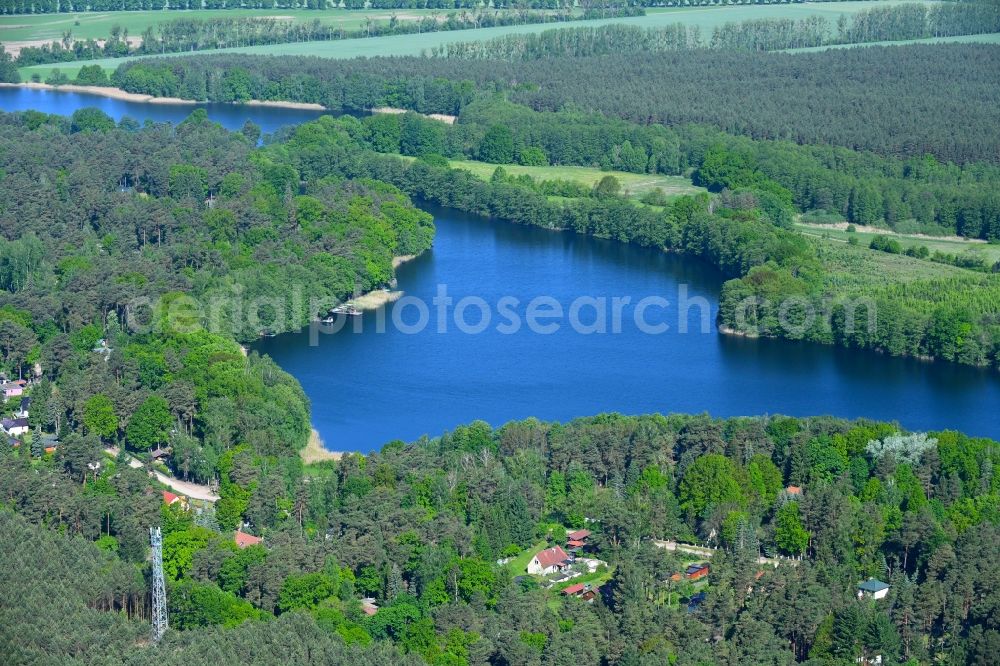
[150,526,168,642]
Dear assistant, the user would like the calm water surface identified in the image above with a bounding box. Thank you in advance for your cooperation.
[255,206,1000,449]
[3,88,998,450]
[0,86,330,135]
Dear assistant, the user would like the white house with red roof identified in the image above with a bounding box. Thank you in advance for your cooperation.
[527,545,571,575]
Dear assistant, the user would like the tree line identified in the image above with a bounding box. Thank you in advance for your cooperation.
[110,41,1000,165]
[436,1,1000,57]
[12,8,645,67]
[349,98,1000,241]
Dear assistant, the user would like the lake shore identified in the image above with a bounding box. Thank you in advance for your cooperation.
[371,106,457,124]
[2,83,465,118]
[0,81,197,105]
[0,82,325,110]
[350,254,418,310]
[300,428,349,464]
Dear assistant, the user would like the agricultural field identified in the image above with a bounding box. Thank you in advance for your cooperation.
[796,222,1000,265]
[10,0,941,79]
[0,8,458,42]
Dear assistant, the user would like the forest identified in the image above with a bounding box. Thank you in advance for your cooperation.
[3,408,999,665]
[347,98,1000,241]
[109,41,1000,164]
[0,108,433,473]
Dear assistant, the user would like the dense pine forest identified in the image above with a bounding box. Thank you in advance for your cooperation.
[109,41,1000,164]
[3,406,999,664]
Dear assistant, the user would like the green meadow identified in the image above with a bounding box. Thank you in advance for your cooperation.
[447,159,705,202]
[0,8,454,42]
[796,222,1000,265]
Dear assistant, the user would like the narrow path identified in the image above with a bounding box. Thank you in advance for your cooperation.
[653,539,798,567]
[104,447,219,502]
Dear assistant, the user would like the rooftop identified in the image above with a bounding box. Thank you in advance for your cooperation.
[234,530,263,549]
[858,579,890,593]
[534,545,570,569]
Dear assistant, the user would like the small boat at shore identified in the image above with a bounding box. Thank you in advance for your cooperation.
[327,303,361,317]
[259,329,276,338]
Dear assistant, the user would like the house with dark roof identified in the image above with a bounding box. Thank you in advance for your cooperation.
[38,434,59,453]
[527,545,571,575]
[857,578,890,600]
[15,397,30,419]
[2,417,29,437]
[685,563,710,581]
[687,591,707,613]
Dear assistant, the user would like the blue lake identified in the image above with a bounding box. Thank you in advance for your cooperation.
[3,86,998,451]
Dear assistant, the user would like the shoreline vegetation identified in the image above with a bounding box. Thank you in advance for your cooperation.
[0,84,461,121]
[300,428,345,464]
[350,254,419,310]
[297,254,419,462]
[0,81,332,109]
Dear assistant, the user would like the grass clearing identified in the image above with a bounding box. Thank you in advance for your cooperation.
[12,1,940,80]
[796,222,1000,265]
[503,540,549,574]
[447,159,705,201]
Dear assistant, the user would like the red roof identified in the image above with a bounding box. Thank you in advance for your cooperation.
[561,583,585,596]
[786,485,802,495]
[534,546,570,569]
[567,529,591,541]
[162,490,180,505]
[567,539,585,548]
[234,530,263,548]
